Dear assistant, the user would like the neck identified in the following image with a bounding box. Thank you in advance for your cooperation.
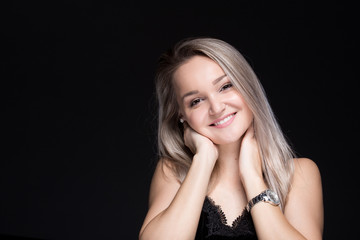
[214,139,242,185]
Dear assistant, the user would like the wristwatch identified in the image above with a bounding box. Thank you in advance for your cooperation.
[246,189,280,212]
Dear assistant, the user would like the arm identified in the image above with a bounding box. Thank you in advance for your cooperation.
[243,158,323,240]
[139,126,218,240]
[239,126,323,239]
[284,158,324,239]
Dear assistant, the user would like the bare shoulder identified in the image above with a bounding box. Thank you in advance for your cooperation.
[149,158,181,205]
[285,158,324,238]
[292,157,322,188]
[139,158,182,235]
[151,158,181,186]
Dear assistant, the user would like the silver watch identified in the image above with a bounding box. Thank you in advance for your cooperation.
[246,189,280,212]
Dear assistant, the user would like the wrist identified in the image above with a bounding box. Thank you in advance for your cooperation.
[193,152,217,169]
[195,146,218,163]
[246,189,280,212]
[242,175,268,201]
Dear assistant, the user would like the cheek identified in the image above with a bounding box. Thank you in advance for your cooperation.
[238,105,254,130]
[245,105,254,123]
[234,95,253,121]
[186,108,208,130]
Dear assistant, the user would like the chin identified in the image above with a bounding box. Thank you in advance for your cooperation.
[209,135,243,145]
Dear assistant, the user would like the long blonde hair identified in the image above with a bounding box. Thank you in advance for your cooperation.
[155,37,294,210]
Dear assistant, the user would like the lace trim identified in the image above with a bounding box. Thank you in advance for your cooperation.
[203,196,256,237]
[206,197,229,226]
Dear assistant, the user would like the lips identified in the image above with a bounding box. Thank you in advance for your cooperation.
[210,112,237,127]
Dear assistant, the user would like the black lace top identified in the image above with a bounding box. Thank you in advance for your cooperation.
[195,197,257,240]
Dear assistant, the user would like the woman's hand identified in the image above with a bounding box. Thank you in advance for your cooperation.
[183,122,218,164]
[238,123,263,185]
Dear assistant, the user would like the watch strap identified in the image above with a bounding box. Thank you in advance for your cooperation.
[246,189,279,212]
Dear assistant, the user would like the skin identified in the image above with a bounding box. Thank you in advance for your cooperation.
[139,56,323,240]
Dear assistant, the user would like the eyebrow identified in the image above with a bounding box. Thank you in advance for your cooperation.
[212,74,227,85]
[181,74,227,101]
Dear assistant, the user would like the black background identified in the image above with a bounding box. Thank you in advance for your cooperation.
[1,1,358,239]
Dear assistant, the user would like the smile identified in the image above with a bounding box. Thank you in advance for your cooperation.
[210,113,237,128]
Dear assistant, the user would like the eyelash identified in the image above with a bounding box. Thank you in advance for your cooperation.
[190,98,201,107]
[189,82,233,107]
[220,83,233,91]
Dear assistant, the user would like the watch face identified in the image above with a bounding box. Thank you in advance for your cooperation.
[267,189,280,205]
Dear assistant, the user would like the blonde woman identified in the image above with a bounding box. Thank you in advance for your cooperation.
[139,37,323,240]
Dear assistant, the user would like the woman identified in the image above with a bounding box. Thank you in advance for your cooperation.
[139,37,323,239]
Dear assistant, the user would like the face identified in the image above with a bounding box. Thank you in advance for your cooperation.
[173,56,253,145]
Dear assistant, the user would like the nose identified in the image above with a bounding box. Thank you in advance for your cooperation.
[208,96,226,116]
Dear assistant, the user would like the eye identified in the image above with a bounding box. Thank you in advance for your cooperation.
[220,83,233,92]
[190,98,202,107]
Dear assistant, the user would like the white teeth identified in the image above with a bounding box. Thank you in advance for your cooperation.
[214,114,235,126]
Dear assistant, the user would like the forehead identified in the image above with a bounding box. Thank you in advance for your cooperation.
[173,56,225,93]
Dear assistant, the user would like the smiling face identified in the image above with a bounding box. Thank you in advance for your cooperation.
[173,55,253,145]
